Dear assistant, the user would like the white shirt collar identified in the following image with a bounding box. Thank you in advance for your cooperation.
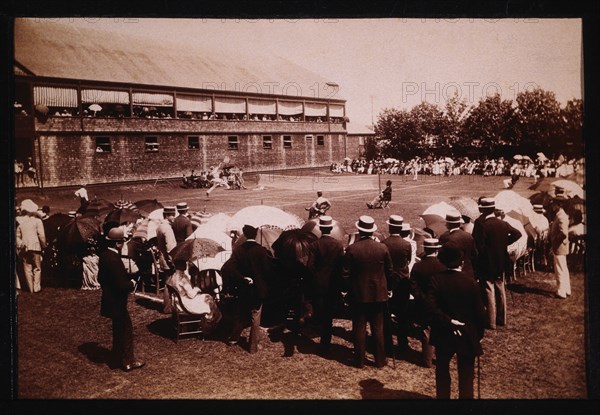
[107,247,119,254]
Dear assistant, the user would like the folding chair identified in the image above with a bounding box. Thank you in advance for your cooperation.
[372,193,391,209]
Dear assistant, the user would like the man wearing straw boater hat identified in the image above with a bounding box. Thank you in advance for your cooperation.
[98,227,145,372]
[548,186,571,299]
[426,243,486,399]
[409,237,446,367]
[311,215,345,355]
[172,202,193,244]
[381,215,413,356]
[472,197,521,329]
[157,206,177,312]
[343,215,393,368]
[440,211,477,279]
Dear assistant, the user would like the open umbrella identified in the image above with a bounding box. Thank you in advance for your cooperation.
[537,152,548,161]
[301,217,346,242]
[447,196,480,222]
[444,157,454,164]
[513,154,523,160]
[104,207,142,225]
[230,205,305,231]
[232,226,283,254]
[131,218,158,242]
[34,104,49,115]
[551,179,584,199]
[133,199,164,217]
[56,216,102,252]
[88,104,102,115]
[170,238,226,262]
[272,228,318,267]
[82,198,115,221]
[421,201,458,228]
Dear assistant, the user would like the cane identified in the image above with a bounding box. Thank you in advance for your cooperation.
[477,355,481,399]
[385,299,396,369]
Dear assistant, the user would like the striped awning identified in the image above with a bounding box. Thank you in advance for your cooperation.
[33,86,78,108]
[176,94,212,112]
[132,92,174,107]
[248,99,276,115]
[214,97,246,114]
[81,89,130,104]
[278,100,303,115]
[329,104,345,117]
[304,102,327,117]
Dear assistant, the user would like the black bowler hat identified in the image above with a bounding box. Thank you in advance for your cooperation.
[437,243,464,268]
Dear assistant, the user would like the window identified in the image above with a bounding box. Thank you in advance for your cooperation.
[228,136,239,150]
[263,135,272,149]
[145,136,159,152]
[305,135,313,145]
[188,136,200,150]
[95,137,111,153]
[283,135,292,149]
[317,135,325,146]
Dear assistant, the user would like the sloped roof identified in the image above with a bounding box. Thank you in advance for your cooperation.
[346,123,375,135]
[14,20,343,101]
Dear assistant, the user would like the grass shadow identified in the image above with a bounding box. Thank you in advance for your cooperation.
[146,317,176,341]
[78,341,120,369]
[507,283,556,298]
[359,378,432,399]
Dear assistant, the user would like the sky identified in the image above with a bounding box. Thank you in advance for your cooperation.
[41,18,582,128]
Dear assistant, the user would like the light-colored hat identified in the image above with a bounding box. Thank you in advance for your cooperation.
[478,197,495,209]
[533,204,545,213]
[386,215,404,227]
[423,238,442,249]
[106,227,126,241]
[318,215,334,228]
[445,212,462,223]
[400,223,411,232]
[163,206,177,216]
[554,186,568,201]
[176,202,189,212]
[68,210,77,218]
[20,199,38,213]
[355,215,377,233]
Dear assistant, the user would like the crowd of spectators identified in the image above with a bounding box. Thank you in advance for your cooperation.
[330,155,583,180]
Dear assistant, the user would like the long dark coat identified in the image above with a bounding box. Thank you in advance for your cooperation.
[98,248,134,318]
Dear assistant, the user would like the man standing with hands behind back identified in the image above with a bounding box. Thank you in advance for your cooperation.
[98,227,144,372]
[344,215,393,368]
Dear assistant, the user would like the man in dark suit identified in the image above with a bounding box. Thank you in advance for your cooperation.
[172,202,193,244]
[426,243,487,399]
[409,238,447,367]
[439,211,477,279]
[98,227,144,372]
[381,215,412,355]
[472,197,522,329]
[310,215,345,354]
[224,224,274,353]
[344,215,393,368]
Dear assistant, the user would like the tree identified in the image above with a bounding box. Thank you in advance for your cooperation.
[462,93,520,156]
[375,108,422,159]
[441,93,471,153]
[560,98,583,157]
[515,88,562,155]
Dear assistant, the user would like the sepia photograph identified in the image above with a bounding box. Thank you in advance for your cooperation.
[10,16,592,401]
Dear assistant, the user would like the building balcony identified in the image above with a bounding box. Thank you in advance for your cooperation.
[34,116,347,134]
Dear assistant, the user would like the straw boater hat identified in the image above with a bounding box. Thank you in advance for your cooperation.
[478,197,496,210]
[445,211,462,224]
[318,215,334,228]
[400,223,411,233]
[386,215,404,227]
[68,210,77,218]
[163,206,177,216]
[20,199,39,213]
[533,204,545,213]
[176,202,189,212]
[355,215,377,233]
[423,238,442,249]
[553,186,568,201]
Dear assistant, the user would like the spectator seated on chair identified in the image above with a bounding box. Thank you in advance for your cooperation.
[367,180,392,209]
[167,259,221,320]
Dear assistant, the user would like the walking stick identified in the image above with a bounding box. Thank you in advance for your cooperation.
[386,299,396,369]
[477,355,481,399]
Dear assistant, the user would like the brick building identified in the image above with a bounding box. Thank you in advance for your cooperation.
[13,20,351,188]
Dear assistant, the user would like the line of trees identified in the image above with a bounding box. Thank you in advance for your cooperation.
[370,88,583,161]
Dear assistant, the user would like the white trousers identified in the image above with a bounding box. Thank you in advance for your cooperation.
[553,253,571,298]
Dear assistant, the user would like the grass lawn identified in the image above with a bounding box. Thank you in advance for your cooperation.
[14,172,589,400]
